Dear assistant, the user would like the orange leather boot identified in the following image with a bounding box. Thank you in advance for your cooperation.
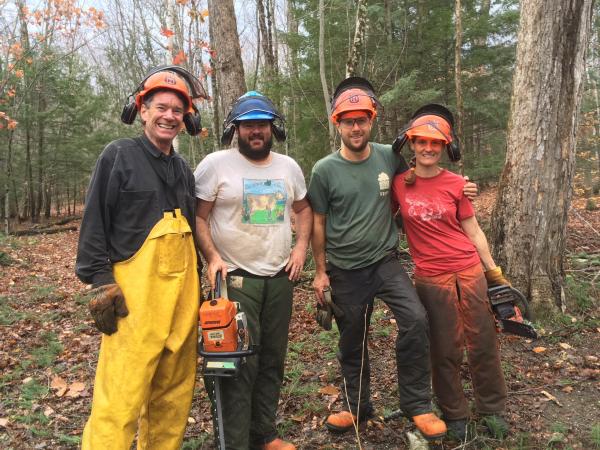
[325,411,363,433]
[412,412,447,440]
[261,438,296,450]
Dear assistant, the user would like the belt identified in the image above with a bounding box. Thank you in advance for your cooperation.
[228,267,288,279]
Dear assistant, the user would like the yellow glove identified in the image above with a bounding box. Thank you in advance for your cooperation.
[485,267,511,287]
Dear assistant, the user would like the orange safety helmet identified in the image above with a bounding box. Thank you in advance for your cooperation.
[405,114,452,143]
[331,88,377,124]
[135,71,193,112]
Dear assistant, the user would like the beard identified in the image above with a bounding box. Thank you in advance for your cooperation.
[340,131,369,153]
[238,133,273,161]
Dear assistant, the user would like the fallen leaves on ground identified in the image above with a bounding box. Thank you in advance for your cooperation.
[0,191,598,449]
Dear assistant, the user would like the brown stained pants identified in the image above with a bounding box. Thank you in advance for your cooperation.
[415,264,507,420]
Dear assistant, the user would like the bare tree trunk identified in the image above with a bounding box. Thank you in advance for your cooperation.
[253,5,262,90]
[267,0,279,75]
[471,0,492,159]
[44,183,52,218]
[3,130,15,234]
[454,0,465,175]
[25,127,35,221]
[384,0,392,45]
[72,179,77,214]
[207,3,221,152]
[490,0,594,313]
[257,0,276,81]
[207,0,247,136]
[588,72,600,187]
[473,0,491,48]
[286,0,298,152]
[36,83,46,222]
[346,0,368,78]
[66,183,71,216]
[318,0,335,149]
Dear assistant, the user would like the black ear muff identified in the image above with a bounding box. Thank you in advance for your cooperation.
[447,135,461,162]
[392,127,410,153]
[184,113,201,136]
[121,97,138,124]
[272,123,286,142]
[391,135,407,154]
[183,105,202,136]
[221,124,236,146]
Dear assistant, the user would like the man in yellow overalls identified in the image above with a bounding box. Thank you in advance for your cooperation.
[75,66,205,449]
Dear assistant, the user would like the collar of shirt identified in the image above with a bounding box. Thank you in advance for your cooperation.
[140,133,174,160]
[138,134,180,187]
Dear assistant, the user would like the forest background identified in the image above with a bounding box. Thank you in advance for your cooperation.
[2,0,598,225]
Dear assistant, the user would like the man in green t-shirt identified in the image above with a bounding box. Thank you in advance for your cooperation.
[308,77,448,440]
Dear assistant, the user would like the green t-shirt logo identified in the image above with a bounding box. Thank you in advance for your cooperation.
[242,178,286,224]
[378,172,390,197]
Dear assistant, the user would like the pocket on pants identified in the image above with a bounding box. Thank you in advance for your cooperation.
[157,233,188,275]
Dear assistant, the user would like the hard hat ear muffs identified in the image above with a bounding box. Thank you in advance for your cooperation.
[183,104,202,136]
[221,124,236,146]
[393,104,461,162]
[330,77,381,124]
[446,136,461,162]
[272,122,286,142]
[220,122,286,146]
[391,128,410,154]
[121,65,207,136]
[221,92,286,145]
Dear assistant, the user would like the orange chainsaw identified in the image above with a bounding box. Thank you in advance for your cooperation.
[199,284,247,353]
[198,272,255,450]
[198,272,254,373]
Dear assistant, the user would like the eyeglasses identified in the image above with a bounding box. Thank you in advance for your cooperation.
[338,117,370,128]
[238,121,271,130]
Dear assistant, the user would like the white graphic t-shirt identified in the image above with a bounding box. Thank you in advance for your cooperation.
[194,149,307,276]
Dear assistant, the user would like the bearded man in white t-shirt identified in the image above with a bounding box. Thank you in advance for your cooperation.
[194,91,312,450]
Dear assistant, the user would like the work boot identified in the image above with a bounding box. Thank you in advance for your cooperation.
[412,413,447,440]
[481,414,509,439]
[445,418,468,441]
[325,411,363,433]
[261,438,296,450]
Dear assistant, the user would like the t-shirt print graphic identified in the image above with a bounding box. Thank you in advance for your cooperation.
[242,178,287,225]
[406,194,445,222]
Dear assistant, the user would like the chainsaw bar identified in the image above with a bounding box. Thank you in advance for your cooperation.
[498,318,538,339]
[487,285,538,339]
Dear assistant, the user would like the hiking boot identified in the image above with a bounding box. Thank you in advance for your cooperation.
[412,412,447,440]
[261,438,296,450]
[481,414,509,439]
[325,411,364,433]
[445,418,468,441]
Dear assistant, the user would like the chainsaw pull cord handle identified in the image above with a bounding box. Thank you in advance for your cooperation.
[212,270,228,301]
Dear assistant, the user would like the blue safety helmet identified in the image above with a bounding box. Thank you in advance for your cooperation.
[221,91,286,145]
[231,91,279,122]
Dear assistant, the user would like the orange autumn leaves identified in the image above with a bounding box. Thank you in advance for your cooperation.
[50,376,87,398]
[159,7,211,66]
[2,1,107,131]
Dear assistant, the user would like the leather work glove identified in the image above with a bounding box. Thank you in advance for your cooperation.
[485,267,511,287]
[88,284,129,335]
[315,287,343,330]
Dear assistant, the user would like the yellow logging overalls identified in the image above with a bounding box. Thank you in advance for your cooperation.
[82,209,199,450]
